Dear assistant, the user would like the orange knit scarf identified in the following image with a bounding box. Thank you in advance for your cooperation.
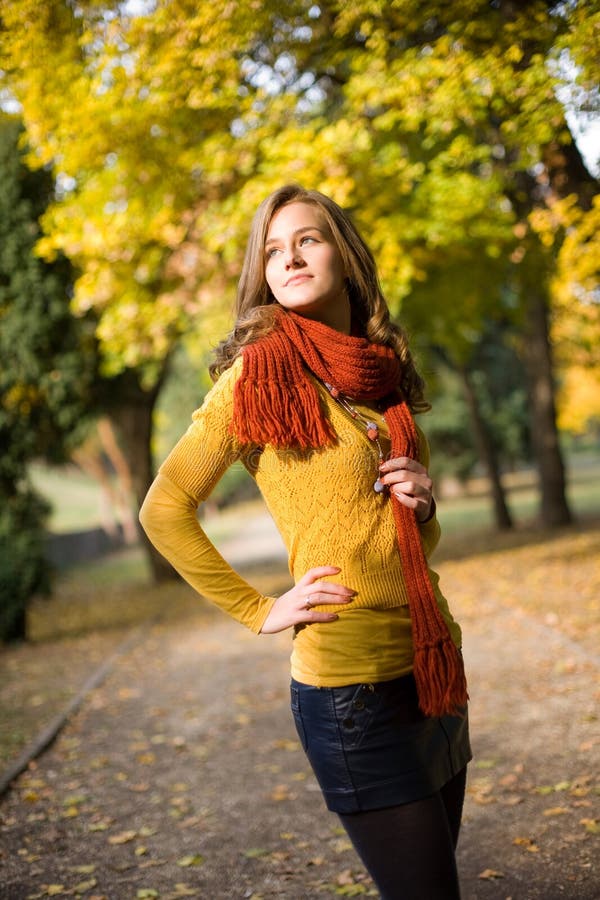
[232,308,468,717]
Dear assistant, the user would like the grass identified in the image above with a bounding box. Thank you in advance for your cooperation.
[1,453,597,773]
[24,452,600,641]
[30,462,106,533]
[30,453,600,535]
[2,516,598,773]
[436,453,600,535]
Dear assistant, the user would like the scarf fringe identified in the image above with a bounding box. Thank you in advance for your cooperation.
[233,376,335,448]
[413,636,469,718]
[231,309,468,718]
[388,459,468,718]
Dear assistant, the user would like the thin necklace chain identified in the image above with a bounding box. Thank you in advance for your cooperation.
[323,382,387,494]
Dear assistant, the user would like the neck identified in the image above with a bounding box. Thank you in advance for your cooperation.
[296,298,351,335]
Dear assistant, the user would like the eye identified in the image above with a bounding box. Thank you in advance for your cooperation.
[266,246,281,259]
[300,234,318,245]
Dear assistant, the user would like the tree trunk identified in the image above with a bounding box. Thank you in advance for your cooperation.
[519,280,572,527]
[106,368,178,583]
[3,605,26,643]
[458,366,514,530]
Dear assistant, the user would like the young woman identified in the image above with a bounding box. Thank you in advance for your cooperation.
[140,184,471,900]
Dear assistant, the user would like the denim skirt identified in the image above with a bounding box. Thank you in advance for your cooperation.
[290,674,471,814]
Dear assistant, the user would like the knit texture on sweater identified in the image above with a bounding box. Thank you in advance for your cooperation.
[228,310,467,717]
[140,355,463,691]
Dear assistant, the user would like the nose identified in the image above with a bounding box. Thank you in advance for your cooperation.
[284,247,304,268]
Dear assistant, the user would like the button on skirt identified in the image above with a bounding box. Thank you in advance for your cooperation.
[290,674,472,814]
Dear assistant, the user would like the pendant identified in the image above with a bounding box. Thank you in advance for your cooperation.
[323,381,386,495]
[366,422,379,441]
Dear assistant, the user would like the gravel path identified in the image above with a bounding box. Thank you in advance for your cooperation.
[0,514,598,899]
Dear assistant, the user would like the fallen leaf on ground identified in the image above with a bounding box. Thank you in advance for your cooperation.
[513,836,540,852]
[108,830,137,844]
[478,869,504,880]
[176,854,204,867]
[272,739,300,751]
[335,886,368,896]
[270,784,294,801]
[242,847,269,858]
[499,794,523,806]
[136,752,156,765]
[73,879,97,895]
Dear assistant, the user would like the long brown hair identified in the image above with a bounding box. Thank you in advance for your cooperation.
[210,184,429,412]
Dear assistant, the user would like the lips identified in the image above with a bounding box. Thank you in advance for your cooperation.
[284,274,312,287]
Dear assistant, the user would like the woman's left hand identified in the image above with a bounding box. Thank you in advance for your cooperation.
[378,456,433,522]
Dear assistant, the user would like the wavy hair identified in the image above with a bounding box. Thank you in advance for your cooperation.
[210,184,429,412]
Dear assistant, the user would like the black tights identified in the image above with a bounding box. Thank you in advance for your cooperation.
[338,767,467,900]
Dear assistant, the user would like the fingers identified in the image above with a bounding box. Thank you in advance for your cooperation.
[379,456,426,475]
[303,583,356,608]
[259,570,356,634]
[297,565,342,585]
[300,597,349,625]
[379,456,433,518]
[297,566,356,607]
[380,459,429,493]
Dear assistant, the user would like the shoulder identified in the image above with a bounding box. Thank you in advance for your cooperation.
[193,355,245,417]
[212,353,245,384]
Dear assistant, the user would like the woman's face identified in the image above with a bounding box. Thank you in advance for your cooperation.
[264,201,350,332]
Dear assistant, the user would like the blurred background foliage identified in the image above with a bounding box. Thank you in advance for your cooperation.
[0,0,598,638]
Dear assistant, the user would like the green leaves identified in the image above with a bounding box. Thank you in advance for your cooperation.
[0,0,597,526]
[0,115,99,639]
[2,0,596,363]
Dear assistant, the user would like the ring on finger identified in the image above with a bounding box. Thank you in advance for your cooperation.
[305,595,314,610]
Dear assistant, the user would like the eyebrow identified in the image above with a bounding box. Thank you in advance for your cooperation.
[264,225,326,249]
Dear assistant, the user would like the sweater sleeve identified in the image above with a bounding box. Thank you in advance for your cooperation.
[416,423,442,557]
[139,357,276,633]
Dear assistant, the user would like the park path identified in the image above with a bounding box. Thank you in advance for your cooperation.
[0,512,598,899]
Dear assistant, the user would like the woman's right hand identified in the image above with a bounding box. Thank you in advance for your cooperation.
[259,566,356,634]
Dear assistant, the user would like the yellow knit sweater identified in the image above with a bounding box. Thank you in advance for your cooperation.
[139,355,462,686]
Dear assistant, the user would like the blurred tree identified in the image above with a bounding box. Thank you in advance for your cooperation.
[531,193,600,433]
[423,368,479,488]
[0,0,282,579]
[1,0,597,542]
[153,342,260,507]
[0,115,97,640]
[423,319,530,529]
[224,0,598,525]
